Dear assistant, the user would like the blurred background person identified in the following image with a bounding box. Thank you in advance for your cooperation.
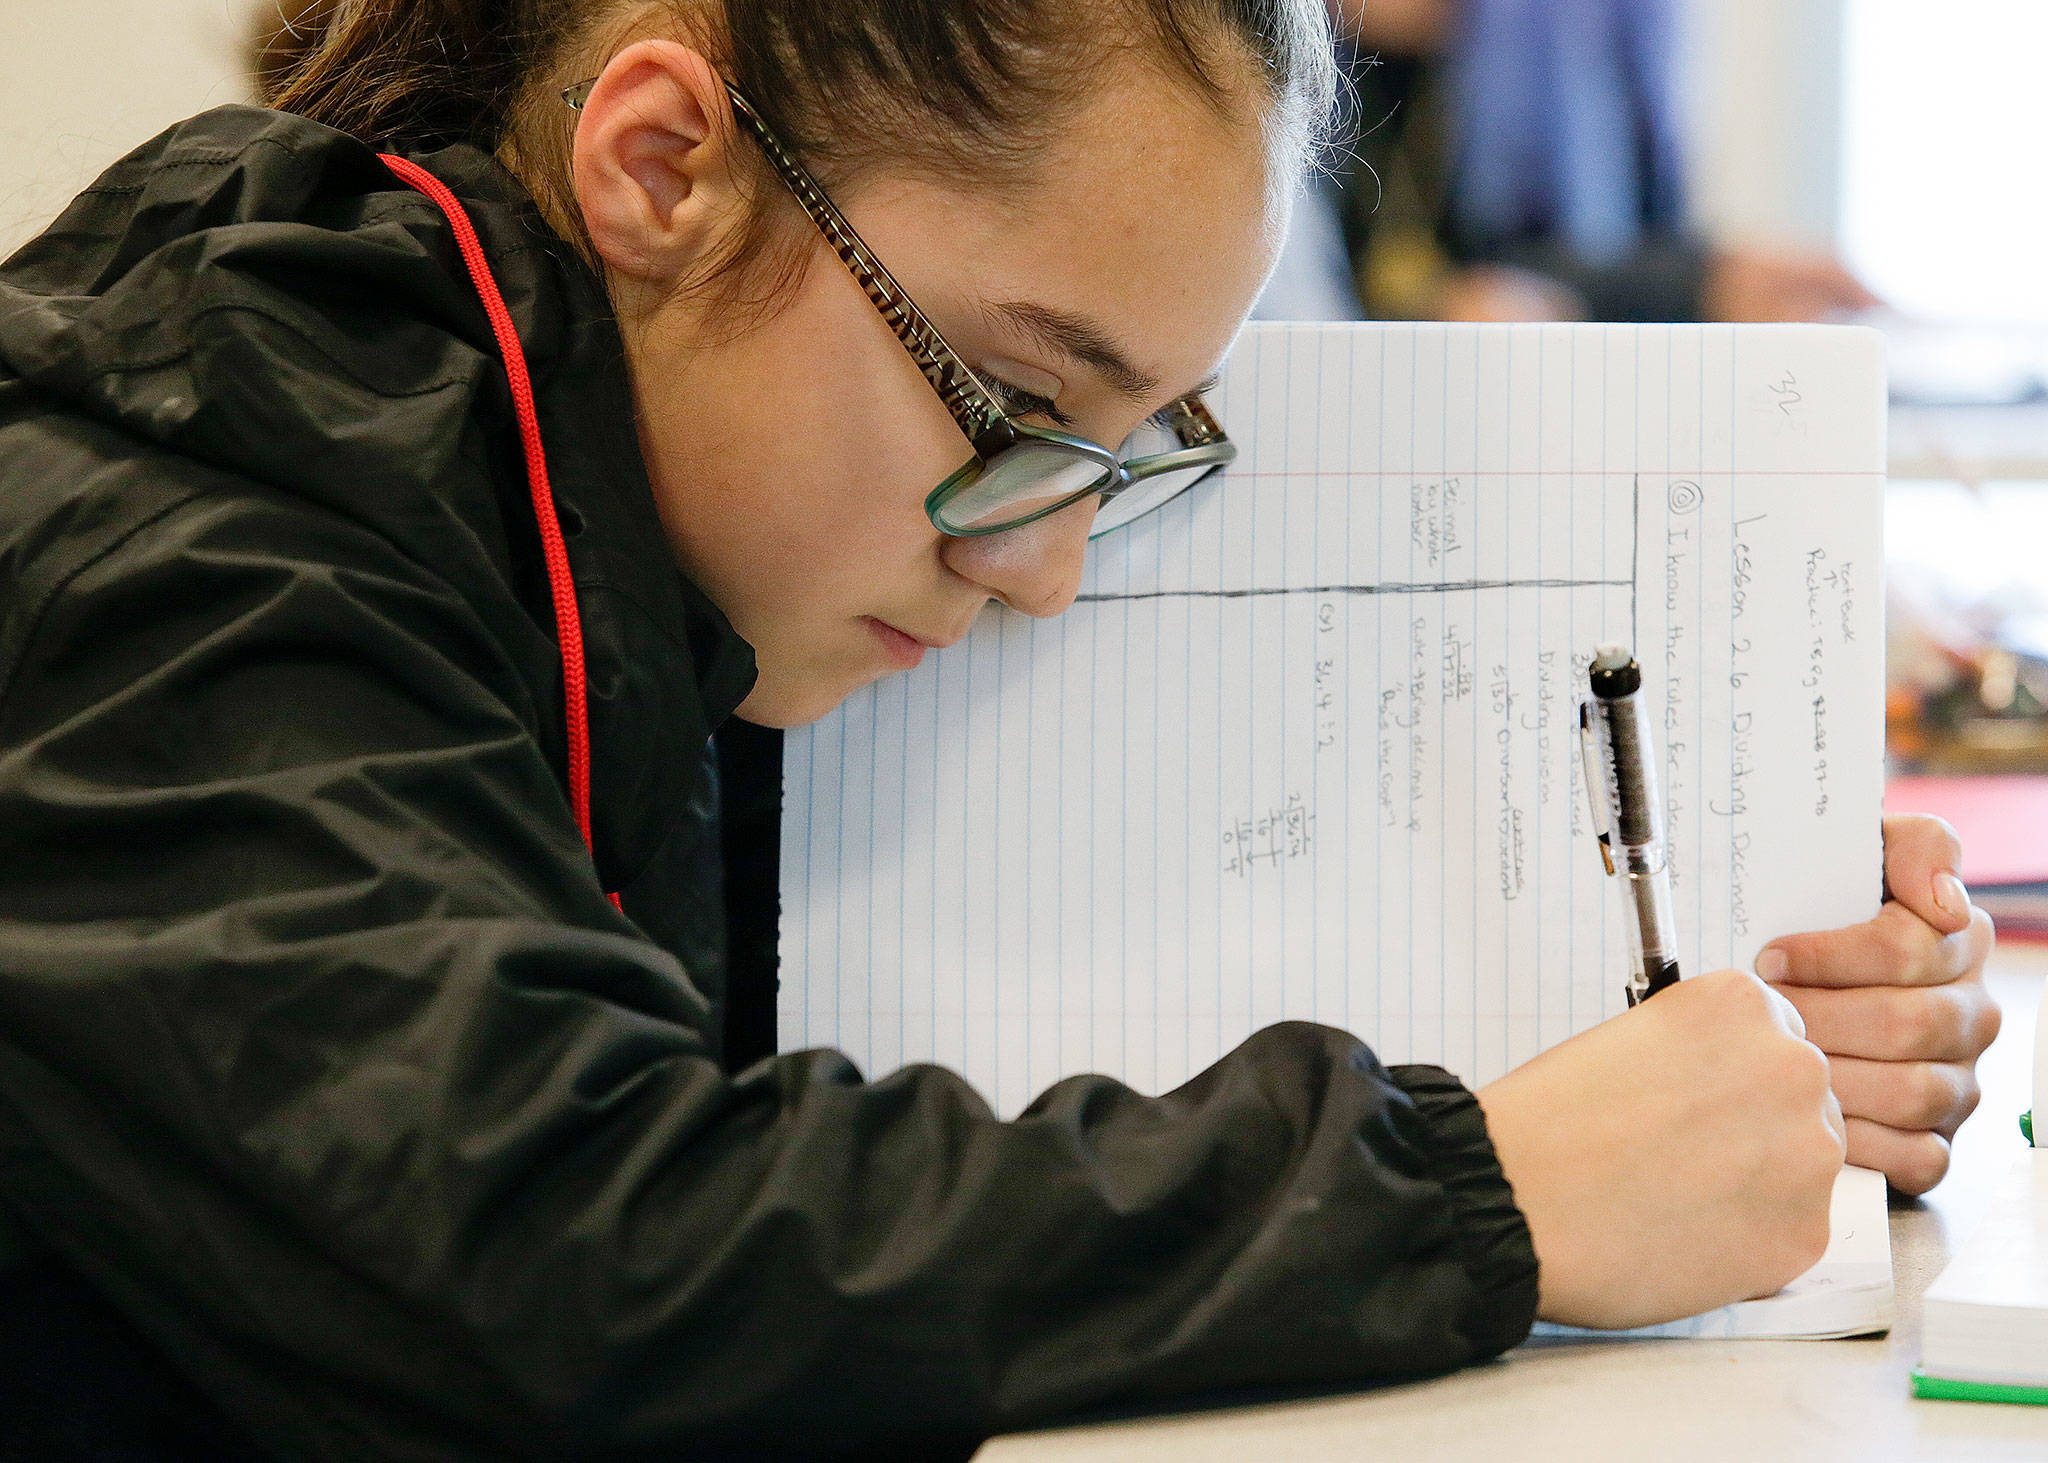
[1258,0,1880,323]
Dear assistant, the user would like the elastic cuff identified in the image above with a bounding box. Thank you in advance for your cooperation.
[1390,1066,1541,1357]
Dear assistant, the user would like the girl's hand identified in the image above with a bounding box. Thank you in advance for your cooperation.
[1479,970,1845,1329]
[1756,814,2000,1195]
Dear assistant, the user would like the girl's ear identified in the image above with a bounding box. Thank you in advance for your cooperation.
[571,39,750,290]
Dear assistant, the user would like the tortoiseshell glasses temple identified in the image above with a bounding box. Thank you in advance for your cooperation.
[563,76,1235,537]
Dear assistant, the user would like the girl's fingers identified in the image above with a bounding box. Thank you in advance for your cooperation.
[1825,1054,1981,1137]
[1880,813,1970,934]
[1843,1116,1952,1197]
[1772,978,2001,1064]
[1760,901,1989,991]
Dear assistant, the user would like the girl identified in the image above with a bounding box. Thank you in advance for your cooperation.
[0,2,1996,1458]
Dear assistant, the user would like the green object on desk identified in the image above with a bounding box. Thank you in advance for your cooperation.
[1913,1369,2048,1406]
[2025,1110,2034,1144]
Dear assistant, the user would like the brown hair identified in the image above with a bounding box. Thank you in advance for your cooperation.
[257,0,1334,309]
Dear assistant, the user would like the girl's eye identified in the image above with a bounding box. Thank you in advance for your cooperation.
[984,374,1074,429]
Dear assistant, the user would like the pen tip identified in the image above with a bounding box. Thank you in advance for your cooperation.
[1592,642,1633,672]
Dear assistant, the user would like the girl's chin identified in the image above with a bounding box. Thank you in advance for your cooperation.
[734,658,880,729]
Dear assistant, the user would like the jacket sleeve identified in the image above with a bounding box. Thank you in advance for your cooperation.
[0,487,1539,1462]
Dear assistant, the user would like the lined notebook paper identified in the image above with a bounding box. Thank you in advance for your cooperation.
[780,322,1886,1119]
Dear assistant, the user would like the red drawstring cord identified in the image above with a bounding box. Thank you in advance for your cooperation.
[379,154,622,913]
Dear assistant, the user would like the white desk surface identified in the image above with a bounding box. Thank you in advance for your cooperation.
[978,948,2048,1461]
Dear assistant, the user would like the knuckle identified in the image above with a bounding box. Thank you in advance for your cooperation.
[1926,816,1965,871]
[1703,967,1755,1000]
[1936,929,1974,985]
[1942,993,1978,1054]
[1969,991,2004,1054]
[1773,1035,1833,1095]
[1872,995,1915,1057]
[1891,991,1954,1058]
[1701,968,1766,1019]
[1812,1109,1848,1169]
[1801,1037,1835,1088]
[1911,1065,1959,1128]
[1787,1200,1835,1275]
[1875,916,1926,976]
[1756,980,1801,1030]
[1915,993,1957,1053]
[1955,1072,1983,1127]
[1897,1135,1952,1197]
[1893,813,1963,872]
[1777,994,1810,1043]
[1941,917,1990,982]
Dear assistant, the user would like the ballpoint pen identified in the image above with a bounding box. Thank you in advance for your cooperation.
[1579,644,1682,1005]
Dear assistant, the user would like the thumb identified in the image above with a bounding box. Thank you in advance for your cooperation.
[1880,813,1971,935]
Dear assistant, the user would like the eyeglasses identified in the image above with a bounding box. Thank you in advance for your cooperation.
[563,77,1234,539]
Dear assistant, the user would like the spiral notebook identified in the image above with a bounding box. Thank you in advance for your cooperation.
[779,322,1892,1339]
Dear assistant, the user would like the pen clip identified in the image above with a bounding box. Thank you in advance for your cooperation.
[1578,699,1615,876]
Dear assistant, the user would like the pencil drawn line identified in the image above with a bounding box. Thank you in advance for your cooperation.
[1631,473,1641,651]
[1074,579,1628,604]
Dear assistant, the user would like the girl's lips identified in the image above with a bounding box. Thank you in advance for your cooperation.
[865,616,926,669]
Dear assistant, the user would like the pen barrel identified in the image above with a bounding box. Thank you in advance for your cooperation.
[1589,659,1683,997]
[1621,854,1680,969]
[1592,685,1665,854]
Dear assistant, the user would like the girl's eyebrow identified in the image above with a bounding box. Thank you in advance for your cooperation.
[981,298,1160,401]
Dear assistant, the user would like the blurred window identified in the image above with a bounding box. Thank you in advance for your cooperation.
[1841,0,2048,324]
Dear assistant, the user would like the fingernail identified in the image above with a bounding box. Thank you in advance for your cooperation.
[1756,948,1788,983]
[1934,873,1969,919]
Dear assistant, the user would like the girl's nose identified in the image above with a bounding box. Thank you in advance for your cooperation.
[938,493,1098,619]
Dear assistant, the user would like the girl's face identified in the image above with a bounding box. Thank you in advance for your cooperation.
[575,43,1285,727]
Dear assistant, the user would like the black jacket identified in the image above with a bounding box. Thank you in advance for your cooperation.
[0,107,1538,1461]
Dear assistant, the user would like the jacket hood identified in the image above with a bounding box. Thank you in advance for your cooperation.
[2,107,499,513]
[0,104,757,886]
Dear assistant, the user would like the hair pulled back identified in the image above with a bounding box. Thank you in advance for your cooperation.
[260,0,1334,317]
[261,0,1335,175]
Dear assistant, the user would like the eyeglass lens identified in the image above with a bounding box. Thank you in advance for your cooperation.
[936,442,1119,534]
[1086,415,1225,538]
[1091,463,1217,537]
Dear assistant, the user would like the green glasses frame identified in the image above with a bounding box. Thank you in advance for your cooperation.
[563,76,1235,538]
